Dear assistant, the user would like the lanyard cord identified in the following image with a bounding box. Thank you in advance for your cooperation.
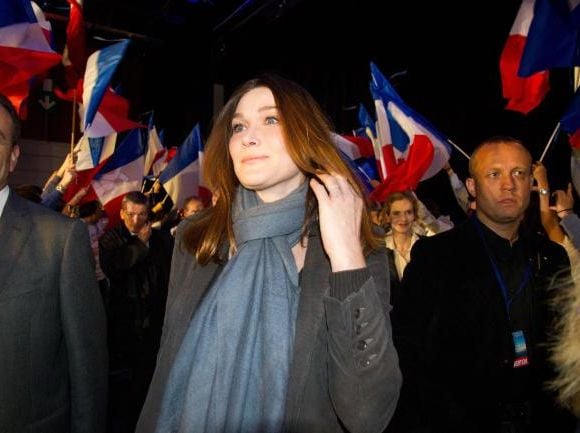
[472,217,532,322]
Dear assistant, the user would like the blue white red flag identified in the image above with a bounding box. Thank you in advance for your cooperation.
[520,0,579,76]
[562,89,580,148]
[62,0,86,87]
[500,0,579,114]
[92,128,145,228]
[0,0,61,115]
[144,113,167,176]
[369,62,451,201]
[158,123,203,209]
[357,103,376,139]
[74,133,117,170]
[82,39,130,135]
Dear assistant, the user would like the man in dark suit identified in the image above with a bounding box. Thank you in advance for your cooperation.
[391,137,574,433]
[99,191,173,433]
[0,95,108,433]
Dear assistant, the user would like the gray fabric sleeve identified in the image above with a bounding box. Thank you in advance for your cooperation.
[323,251,401,433]
[560,213,580,250]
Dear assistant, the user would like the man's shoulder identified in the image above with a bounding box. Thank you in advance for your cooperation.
[526,230,569,263]
[414,220,475,251]
[9,192,77,229]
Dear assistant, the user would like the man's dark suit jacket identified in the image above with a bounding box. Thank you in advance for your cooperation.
[391,217,574,433]
[0,190,108,433]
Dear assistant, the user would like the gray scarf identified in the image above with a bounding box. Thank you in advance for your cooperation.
[153,182,307,433]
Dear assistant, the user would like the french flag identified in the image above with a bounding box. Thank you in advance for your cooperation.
[562,90,580,148]
[0,0,61,115]
[82,39,142,137]
[158,123,203,209]
[74,133,117,170]
[332,133,375,194]
[92,128,145,228]
[369,62,451,201]
[357,103,377,141]
[500,0,579,114]
[62,0,86,87]
[144,114,167,176]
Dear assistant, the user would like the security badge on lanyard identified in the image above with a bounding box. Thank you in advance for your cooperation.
[512,330,528,368]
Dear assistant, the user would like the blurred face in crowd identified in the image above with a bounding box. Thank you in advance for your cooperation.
[121,201,149,233]
[466,140,532,232]
[228,86,305,203]
[0,105,20,190]
[386,198,415,236]
[182,198,204,218]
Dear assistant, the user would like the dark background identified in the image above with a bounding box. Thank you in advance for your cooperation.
[24,0,577,218]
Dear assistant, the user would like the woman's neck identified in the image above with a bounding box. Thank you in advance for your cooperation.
[392,230,413,252]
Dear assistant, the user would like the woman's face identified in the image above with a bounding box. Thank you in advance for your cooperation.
[228,86,305,203]
[387,198,415,235]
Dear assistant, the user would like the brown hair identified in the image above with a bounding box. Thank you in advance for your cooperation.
[182,74,381,265]
[378,190,418,229]
[122,191,148,208]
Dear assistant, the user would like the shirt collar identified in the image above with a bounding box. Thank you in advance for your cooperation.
[0,186,9,219]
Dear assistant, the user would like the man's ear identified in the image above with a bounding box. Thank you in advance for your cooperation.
[9,144,20,172]
[466,177,476,198]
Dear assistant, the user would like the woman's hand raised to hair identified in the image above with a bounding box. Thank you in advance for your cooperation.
[309,173,366,272]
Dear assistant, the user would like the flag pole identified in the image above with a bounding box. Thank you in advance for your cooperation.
[539,122,561,162]
[447,139,470,160]
[70,88,77,158]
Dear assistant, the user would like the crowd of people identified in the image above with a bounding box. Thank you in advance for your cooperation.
[1,72,580,433]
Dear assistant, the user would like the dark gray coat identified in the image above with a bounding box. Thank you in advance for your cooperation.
[136,220,401,433]
[0,190,108,433]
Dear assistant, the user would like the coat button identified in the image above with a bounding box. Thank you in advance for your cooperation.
[355,322,368,335]
[357,340,368,350]
[354,307,366,319]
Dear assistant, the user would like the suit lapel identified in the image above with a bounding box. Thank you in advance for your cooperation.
[0,191,32,296]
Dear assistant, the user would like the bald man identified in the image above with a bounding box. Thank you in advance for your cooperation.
[391,137,574,433]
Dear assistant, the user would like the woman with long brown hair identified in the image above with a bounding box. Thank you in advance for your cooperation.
[136,74,401,433]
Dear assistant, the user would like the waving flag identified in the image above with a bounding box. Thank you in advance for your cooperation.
[62,0,86,87]
[520,0,579,75]
[85,87,144,138]
[92,128,145,228]
[500,0,579,114]
[357,104,376,139]
[81,39,144,137]
[330,133,375,193]
[74,133,117,170]
[144,113,167,176]
[562,90,580,148]
[369,62,451,201]
[0,0,62,115]
[158,123,203,209]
